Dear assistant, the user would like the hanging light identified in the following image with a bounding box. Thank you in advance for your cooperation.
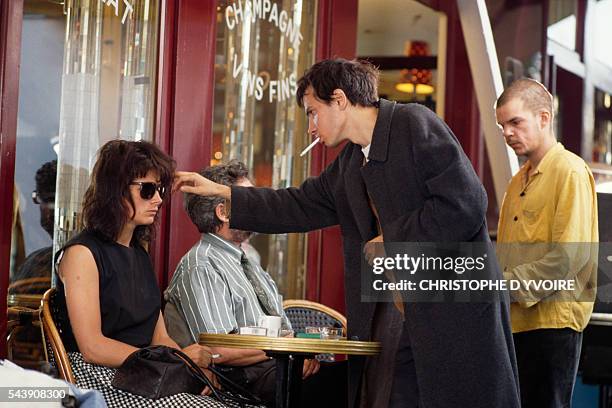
[395,82,434,94]
[395,40,434,95]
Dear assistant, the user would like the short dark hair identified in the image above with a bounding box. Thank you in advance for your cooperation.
[296,58,379,108]
[185,160,249,234]
[496,78,554,119]
[82,140,176,244]
[35,160,57,202]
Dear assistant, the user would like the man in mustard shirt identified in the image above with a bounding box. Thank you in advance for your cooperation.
[496,78,598,408]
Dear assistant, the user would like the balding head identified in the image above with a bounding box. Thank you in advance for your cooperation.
[496,78,554,120]
[496,78,557,162]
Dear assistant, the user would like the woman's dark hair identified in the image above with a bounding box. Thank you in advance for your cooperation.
[296,58,379,108]
[185,160,249,234]
[82,140,176,244]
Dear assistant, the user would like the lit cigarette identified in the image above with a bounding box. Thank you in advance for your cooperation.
[300,137,320,157]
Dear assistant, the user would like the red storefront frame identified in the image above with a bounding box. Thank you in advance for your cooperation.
[0,0,24,358]
[154,0,354,308]
[305,0,358,314]
[152,0,218,290]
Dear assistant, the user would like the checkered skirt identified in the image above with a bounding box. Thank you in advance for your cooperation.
[68,352,232,408]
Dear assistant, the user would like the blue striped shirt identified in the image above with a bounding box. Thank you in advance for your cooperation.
[164,233,291,343]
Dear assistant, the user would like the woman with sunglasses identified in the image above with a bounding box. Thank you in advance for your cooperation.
[55,140,228,407]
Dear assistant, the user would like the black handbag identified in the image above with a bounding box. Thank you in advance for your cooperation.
[111,345,263,406]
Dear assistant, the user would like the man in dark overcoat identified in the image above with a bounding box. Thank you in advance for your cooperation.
[175,59,520,408]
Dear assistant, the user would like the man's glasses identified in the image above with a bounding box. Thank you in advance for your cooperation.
[130,182,166,200]
[31,191,54,205]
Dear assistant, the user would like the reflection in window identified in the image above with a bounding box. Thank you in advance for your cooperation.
[10,1,64,292]
[8,0,62,371]
[212,0,317,298]
[54,0,160,256]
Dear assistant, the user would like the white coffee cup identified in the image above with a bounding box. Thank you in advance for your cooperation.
[257,315,282,337]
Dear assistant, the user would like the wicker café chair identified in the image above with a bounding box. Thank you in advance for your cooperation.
[282,299,347,334]
[7,305,44,369]
[283,300,347,362]
[40,287,76,384]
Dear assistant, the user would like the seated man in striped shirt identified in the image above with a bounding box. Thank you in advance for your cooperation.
[164,160,344,406]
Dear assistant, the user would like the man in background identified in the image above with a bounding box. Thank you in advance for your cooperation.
[496,78,598,407]
[10,160,57,293]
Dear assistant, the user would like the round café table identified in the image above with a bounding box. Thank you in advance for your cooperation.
[199,333,381,408]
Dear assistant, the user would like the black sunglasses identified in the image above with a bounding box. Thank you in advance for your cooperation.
[130,182,166,200]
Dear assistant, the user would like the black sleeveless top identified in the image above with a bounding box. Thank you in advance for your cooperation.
[55,230,161,352]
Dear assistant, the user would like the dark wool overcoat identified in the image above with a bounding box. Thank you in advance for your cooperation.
[231,99,520,408]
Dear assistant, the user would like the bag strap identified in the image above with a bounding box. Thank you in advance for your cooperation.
[169,348,226,403]
[170,348,263,407]
[208,365,264,405]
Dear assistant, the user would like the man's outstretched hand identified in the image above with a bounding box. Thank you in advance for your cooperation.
[173,171,231,199]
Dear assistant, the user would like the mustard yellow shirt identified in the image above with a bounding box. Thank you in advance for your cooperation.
[497,143,598,333]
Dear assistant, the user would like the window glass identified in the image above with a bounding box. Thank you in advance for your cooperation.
[547,0,577,51]
[591,0,612,68]
[357,0,443,113]
[54,0,160,255]
[8,0,160,369]
[212,0,317,298]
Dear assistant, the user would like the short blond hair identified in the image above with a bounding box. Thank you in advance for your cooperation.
[496,78,554,119]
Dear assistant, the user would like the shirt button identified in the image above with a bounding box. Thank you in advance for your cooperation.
[513,216,518,221]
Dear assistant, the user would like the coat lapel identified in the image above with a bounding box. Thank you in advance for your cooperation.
[343,145,378,241]
[343,99,397,240]
[366,99,396,163]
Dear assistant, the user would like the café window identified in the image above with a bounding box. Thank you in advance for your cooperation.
[8,0,160,368]
[54,0,160,254]
[594,89,612,166]
[212,0,317,298]
[591,0,612,68]
[592,87,612,193]
[357,0,446,116]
